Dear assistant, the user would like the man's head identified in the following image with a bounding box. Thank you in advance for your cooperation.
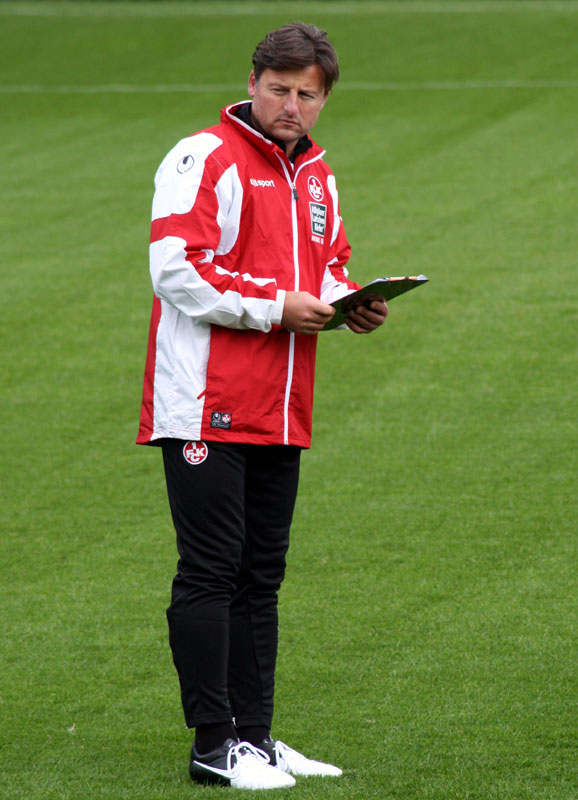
[251,22,339,94]
[248,23,339,157]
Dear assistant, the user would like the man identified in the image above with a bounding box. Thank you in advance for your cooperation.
[137,22,388,791]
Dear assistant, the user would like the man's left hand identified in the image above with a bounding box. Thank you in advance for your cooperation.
[345,296,389,334]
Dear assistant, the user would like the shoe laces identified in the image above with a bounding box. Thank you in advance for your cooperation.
[229,741,271,772]
[273,740,296,767]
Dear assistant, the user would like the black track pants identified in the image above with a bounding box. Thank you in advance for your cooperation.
[161,439,301,729]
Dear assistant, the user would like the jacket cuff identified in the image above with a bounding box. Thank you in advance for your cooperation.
[271,289,286,326]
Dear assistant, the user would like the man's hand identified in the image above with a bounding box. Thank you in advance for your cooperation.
[345,295,389,334]
[281,291,336,334]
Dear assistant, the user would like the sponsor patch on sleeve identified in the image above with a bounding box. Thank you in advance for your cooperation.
[210,411,232,430]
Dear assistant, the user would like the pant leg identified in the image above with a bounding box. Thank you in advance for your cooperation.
[162,439,246,728]
[228,445,301,729]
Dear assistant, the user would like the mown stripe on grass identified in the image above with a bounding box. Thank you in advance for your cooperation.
[1,1,578,16]
[2,80,578,94]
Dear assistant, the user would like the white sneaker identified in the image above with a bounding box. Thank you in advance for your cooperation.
[189,738,296,790]
[260,737,343,777]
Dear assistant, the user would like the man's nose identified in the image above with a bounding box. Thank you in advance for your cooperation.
[283,92,299,115]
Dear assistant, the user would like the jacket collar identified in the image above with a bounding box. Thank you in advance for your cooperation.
[222,101,323,167]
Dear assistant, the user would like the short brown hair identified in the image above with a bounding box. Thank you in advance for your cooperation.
[252,22,339,94]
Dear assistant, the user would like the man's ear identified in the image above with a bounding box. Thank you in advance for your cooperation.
[320,91,330,109]
[248,70,256,98]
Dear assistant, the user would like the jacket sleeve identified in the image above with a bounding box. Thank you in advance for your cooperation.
[319,174,361,305]
[149,134,285,331]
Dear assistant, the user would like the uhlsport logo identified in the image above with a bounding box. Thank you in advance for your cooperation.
[183,441,208,465]
[307,175,324,202]
[250,178,275,188]
[177,155,195,174]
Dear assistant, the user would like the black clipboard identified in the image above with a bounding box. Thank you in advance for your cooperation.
[322,275,429,331]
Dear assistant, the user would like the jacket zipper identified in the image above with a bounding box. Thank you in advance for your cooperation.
[276,151,326,445]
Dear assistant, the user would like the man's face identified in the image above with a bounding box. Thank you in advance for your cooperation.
[248,65,328,156]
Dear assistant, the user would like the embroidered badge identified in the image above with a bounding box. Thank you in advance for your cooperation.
[183,441,208,465]
[310,202,327,240]
[210,411,232,430]
[307,175,324,202]
[177,155,195,174]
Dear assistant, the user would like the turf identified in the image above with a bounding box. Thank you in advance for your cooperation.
[1,2,577,799]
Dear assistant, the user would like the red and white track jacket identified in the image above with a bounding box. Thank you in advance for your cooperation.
[137,101,359,448]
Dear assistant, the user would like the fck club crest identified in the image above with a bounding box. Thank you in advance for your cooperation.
[307,175,324,202]
[183,441,208,465]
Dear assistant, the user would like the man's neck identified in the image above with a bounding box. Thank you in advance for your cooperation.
[234,102,312,162]
[249,109,296,158]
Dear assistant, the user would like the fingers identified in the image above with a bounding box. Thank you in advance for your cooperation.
[300,305,335,334]
[281,291,335,334]
[346,299,389,334]
[346,316,375,334]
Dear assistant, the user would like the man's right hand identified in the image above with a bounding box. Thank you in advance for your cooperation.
[281,291,336,334]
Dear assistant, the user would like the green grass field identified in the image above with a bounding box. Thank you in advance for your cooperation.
[1,2,577,798]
